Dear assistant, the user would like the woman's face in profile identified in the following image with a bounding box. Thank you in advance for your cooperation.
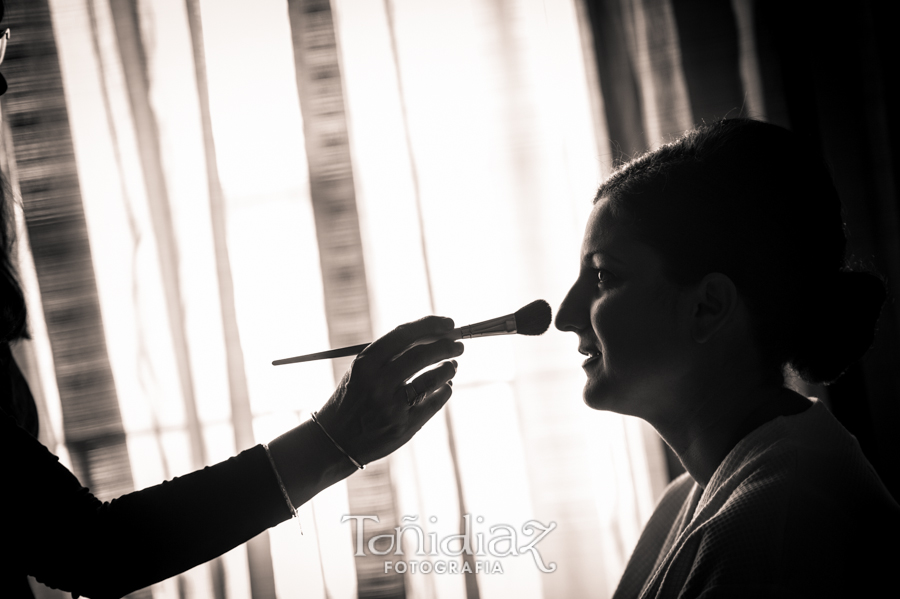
[556,197,693,416]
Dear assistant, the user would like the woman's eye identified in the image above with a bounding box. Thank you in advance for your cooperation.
[597,269,612,285]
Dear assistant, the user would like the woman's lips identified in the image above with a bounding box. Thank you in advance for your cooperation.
[582,354,601,369]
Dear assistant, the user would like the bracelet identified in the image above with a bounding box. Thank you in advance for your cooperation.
[262,443,298,521]
[310,411,365,470]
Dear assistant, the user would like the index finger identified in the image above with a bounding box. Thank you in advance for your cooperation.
[363,316,455,365]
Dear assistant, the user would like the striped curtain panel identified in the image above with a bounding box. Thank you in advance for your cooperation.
[17,0,894,598]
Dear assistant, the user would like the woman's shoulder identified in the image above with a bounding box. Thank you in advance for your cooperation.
[677,403,899,596]
[713,399,892,498]
[756,400,895,506]
[691,399,900,590]
[696,398,898,544]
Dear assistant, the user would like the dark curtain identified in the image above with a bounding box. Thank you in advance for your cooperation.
[752,0,900,502]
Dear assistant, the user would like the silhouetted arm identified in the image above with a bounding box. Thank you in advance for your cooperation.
[2,409,344,599]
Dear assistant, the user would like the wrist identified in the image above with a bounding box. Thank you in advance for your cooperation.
[267,418,357,508]
[311,411,365,470]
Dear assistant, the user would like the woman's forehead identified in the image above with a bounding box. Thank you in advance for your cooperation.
[581,198,660,270]
[582,198,621,253]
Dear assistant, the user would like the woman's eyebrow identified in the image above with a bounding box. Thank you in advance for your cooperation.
[585,250,627,268]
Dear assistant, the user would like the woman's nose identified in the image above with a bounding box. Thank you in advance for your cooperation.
[555,280,587,333]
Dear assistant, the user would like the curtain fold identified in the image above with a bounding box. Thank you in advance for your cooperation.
[286,1,406,597]
[670,0,744,124]
[184,0,279,596]
[2,0,134,504]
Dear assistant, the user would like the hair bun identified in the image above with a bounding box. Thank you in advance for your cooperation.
[791,271,887,383]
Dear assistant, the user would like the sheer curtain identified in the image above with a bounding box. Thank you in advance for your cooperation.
[3,0,673,598]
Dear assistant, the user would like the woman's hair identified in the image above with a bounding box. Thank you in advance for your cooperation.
[597,118,885,384]
[0,175,28,345]
[1,0,27,343]
[0,0,24,345]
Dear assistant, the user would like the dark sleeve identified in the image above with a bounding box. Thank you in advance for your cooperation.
[1,408,294,599]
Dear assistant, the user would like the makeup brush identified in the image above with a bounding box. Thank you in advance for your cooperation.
[272,299,552,366]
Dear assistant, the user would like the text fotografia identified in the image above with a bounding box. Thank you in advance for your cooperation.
[385,559,503,575]
[342,515,557,574]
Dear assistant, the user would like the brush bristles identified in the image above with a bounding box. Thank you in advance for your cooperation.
[514,299,552,336]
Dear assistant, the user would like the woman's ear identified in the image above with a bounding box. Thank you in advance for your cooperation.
[690,273,739,343]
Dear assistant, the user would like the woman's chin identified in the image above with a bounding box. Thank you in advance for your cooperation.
[582,377,642,415]
[582,379,617,411]
[582,395,606,411]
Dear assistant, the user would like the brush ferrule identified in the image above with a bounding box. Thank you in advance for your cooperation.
[458,315,517,339]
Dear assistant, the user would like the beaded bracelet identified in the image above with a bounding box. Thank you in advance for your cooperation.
[310,411,366,470]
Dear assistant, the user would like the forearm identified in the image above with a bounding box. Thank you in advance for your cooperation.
[26,444,291,598]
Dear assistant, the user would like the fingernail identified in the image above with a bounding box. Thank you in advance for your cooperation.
[451,359,458,369]
[448,380,453,387]
[442,318,455,330]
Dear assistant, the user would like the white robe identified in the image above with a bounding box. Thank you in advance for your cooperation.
[613,399,900,598]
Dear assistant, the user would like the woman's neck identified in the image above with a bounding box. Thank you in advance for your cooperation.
[649,380,813,488]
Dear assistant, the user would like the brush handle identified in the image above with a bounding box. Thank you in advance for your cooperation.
[272,328,468,366]
[272,343,371,365]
